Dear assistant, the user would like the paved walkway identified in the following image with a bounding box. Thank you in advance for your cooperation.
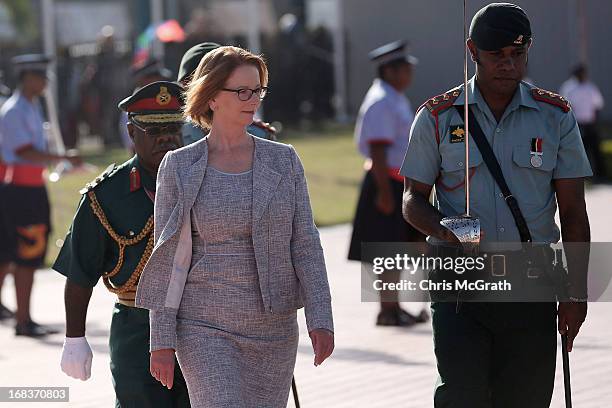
[1,184,612,407]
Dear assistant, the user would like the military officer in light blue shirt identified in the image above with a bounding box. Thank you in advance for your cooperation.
[348,40,428,327]
[403,77,591,245]
[0,54,80,337]
[401,3,591,407]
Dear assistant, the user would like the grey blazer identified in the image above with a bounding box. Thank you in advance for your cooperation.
[135,135,334,340]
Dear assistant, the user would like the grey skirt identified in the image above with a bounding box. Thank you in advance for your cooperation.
[176,252,299,408]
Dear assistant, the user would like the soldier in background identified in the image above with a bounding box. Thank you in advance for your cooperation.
[348,41,428,327]
[560,64,606,181]
[80,26,122,146]
[0,54,81,336]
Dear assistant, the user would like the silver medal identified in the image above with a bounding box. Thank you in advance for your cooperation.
[530,154,543,168]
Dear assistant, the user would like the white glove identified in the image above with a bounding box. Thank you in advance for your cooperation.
[60,336,93,381]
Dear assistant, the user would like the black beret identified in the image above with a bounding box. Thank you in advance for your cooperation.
[469,3,531,51]
[177,42,221,83]
[118,81,185,124]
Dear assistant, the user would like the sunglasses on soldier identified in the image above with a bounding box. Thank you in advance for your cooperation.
[131,122,182,137]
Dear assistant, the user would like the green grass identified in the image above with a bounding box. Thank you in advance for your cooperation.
[45,126,363,265]
[281,125,363,227]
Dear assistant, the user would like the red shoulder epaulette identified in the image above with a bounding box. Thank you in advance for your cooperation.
[417,87,462,144]
[531,87,571,112]
[418,88,462,115]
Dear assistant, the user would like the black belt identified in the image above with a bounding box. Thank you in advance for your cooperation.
[429,245,555,280]
[485,246,555,279]
[427,245,560,303]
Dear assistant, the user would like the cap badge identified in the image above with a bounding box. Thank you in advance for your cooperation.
[514,35,524,45]
[156,86,171,106]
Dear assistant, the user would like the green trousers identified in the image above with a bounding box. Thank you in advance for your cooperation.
[109,303,190,408]
[432,302,557,408]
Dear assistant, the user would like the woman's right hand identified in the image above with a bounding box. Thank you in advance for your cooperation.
[150,348,176,389]
[309,329,335,366]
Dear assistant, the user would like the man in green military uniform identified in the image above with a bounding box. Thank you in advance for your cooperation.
[401,3,591,407]
[54,81,190,407]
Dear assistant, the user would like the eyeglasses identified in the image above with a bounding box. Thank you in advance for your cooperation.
[131,122,182,137]
[221,86,268,101]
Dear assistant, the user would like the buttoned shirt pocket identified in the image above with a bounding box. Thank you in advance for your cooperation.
[437,143,484,201]
[511,144,557,207]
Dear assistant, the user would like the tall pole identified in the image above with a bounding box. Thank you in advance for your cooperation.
[463,0,470,216]
[576,0,588,63]
[246,0,261,53]
[246,0,263,118]
[41,0,57,105]
[150,0,164,60]
[332,0,348,123]
[41,0,70,179]
[167,0,179,20]
[566,0,575,66]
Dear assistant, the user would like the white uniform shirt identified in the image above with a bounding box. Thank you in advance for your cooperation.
[355,79,414,169]
[559,78,604,124]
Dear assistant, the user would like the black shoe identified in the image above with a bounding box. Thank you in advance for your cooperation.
[376,308,416,327]
[0,303,14,320]
[414,309,430,323]
[396,308,418,326]
[41,323,60,334]
[15,320,58,337]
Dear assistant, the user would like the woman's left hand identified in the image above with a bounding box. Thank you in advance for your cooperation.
[309,328,334,366]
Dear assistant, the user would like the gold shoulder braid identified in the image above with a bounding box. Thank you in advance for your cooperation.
[87,191,154,295]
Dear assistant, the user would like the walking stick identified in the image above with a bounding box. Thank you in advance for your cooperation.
[561,334,573,408]
[291,376,301,408]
